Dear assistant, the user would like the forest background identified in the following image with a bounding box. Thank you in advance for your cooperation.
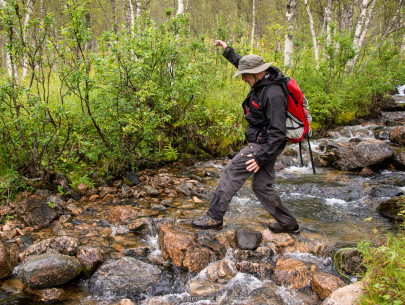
[0,0,404,196]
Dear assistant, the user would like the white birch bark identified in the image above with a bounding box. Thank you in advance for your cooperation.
[135,0,141,18]
[128,0,135,37]
[304,0,319,64]
[352,0,369,51]
[325,0,332,47]
[401,30,405,61]
[0,0,17,79]
[251,0,256,52]
[22,0,34,78]
[176,0,184,15]
[284,0,296,67]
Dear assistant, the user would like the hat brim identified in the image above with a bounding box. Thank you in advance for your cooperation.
[234,62,273,78]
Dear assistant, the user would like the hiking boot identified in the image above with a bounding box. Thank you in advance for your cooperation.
[191,215,223,230]
[269,222,300,235]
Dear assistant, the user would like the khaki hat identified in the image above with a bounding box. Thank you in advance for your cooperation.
[234,54,273,77]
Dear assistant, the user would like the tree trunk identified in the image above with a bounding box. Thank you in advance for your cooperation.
[176,0,184,15]
[110,0,117,34]
[304,0,319,65]
[0,0,17,80]
[21,0,34,79]
[251,0,256,52]
[284,0,296,67]
[325,0,332,47]
[40,0,45,18]
[128,0,134,36]
[352,0,369,51]
[135,0,141,18]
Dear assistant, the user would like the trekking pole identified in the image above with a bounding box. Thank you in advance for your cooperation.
[298,141,304,166]
[306,134,316,174]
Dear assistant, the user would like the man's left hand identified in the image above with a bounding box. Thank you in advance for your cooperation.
[246,154,260,173]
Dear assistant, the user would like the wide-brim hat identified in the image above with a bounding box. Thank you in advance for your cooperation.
[234,54,273,77]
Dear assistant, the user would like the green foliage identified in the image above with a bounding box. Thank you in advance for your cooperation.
[47,201,56,208]
[358,233,405,305]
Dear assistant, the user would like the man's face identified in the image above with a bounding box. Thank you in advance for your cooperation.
[241,73,257,87]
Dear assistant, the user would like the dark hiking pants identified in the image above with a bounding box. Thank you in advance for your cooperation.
[206,143,298,228]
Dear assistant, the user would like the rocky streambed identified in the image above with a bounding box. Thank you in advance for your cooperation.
[0,97,404,305]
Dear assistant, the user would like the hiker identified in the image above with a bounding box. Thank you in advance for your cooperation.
[191,40,300,234]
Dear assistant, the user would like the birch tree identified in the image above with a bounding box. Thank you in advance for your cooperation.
[176,0,184,15]
[325,0,332,47]
[304,0,319,64]
[128,0,135,36]
[0,0,17,80]
[251,0,256,52]
[284,0,296,67]
[135,0,141,18]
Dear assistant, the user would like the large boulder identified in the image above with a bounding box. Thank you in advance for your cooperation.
[15,195,57,230]
[236,229,262,250]
[381,95,405,111]
[89,257,161,298]
[107,206,138,225]
[76,246,103,277]
[18,253,82,289]
[319,140,394,171]
[158,224,219,273]
[206,259,237,283]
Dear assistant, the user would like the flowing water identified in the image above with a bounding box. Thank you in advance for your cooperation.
[1,112,404,305]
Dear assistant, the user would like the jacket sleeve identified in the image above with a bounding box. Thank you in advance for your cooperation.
[222,46,242,69]
[252,86,287,167]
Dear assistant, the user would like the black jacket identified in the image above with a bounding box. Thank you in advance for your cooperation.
[223,46,287,167]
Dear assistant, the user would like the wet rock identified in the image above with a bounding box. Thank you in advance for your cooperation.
[158,224,216,273]
[393,151,405,170]
[235,261,273,280]
[99,186,117,199]
[390,126,405,145]
[261,229,295,249]
[206,259,237,283]
[128,218,151,234]
[35,189,53,200]
[322,281,364,305]
[120,184,132,198]
[124,246,152,258]
[381,95,405,111]
[273,258,317,290]
[26,287,67,302]
[151,204,167,211]
[15,195,57,230]
[77,183,88,195]
[189,278,221,296]
[332,248,365,276]
[242,286,286,305]
[107,206,138,225]
[20,236,80,259]
[311,271,346,299]
[18,253,82,289]
[236,229,262,250]
[46,195,66,211]
[0,241,13,279]
[320,140,394,171]
[89,256,161,298]
[175,184,191,196]
[76,246,103,277]
[118,299,136,305]
[143,185,159,196]
[284,238,325,256]
[126,171,140,186]
[0,278,26,292]
[377,196,405,221]
[215,230,237,249]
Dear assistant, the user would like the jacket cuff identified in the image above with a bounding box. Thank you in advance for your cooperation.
[252,152,265,168]
[223,46,232,57]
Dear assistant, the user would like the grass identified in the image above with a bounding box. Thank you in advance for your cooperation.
[358,196,405,305]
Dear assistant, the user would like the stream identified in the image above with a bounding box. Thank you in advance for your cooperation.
[1,111,404,305]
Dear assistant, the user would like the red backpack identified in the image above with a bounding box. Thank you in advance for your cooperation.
[260,71,316,174]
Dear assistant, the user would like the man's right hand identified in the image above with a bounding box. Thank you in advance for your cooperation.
[214,40,227,51]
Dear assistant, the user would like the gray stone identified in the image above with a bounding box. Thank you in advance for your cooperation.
[15,195,57,230]
[20,236,80,259]
[143,186,159,196]
[89,257,161,298]
[18,253,82,289]
[99,187,117,199]
[236,229,262,250]
[320,140,394,171]
[126,171,140,186]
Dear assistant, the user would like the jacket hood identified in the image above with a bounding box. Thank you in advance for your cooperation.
[253,67,285,90]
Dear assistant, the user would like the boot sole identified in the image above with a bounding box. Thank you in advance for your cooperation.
[191,223,223,231]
